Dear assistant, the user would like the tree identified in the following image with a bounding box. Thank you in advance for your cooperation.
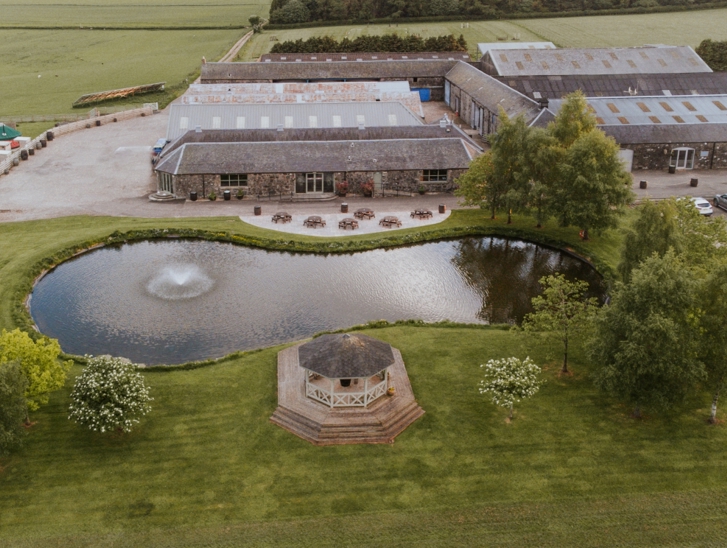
[523,274,598,374]
[455,112,530,220]
[0,329,71,422]
[696,39,727,71]
[479,357,543,420]
[69,356,153,434]
[524,127,561,228]
[248,15,263,33]
[0,361,28,456]
[591,250,705,418]
[699,262,727,423]
[618,199,681,282]
[548,90,596,148]
[270,0,310,24]
[553,128,633,240]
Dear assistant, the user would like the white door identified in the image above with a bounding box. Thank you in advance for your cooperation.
[618,149,634,172]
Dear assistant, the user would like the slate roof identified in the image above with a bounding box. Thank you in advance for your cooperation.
[445,61,541,121]
[167,102,423,141]
[201,60,462,82]
[602,124,727,144]
[162,125,482,158]
[260,52,471,62]
[548,95,727,126]
[498,72,727,100]
[483,46,712,77]
[298,333,395,378]
[154,138,473,175]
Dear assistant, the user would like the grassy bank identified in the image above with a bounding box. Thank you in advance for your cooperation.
[238,8,727,60]
[2,324,727,546]
[0,210,627,334]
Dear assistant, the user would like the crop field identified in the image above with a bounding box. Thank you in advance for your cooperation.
[238,8,727,60]
[0,29,243,116]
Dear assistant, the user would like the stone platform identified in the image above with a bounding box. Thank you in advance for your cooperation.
[270,344,424,445]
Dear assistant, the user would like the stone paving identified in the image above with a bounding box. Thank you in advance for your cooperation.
[242,207,451,237]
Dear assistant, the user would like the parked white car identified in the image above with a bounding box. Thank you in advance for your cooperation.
[692,197,714,216]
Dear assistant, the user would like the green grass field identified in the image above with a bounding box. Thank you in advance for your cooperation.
[0,29,243,116]
[238,8,727,60]
[3,322,727,546]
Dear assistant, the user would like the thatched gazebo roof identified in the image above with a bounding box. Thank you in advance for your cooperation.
[298,333,395,379]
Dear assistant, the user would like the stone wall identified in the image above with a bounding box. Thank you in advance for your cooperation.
[248,173,296,196]
[447,83,497,136]
[172,174,221,198]
[625,142,727,171]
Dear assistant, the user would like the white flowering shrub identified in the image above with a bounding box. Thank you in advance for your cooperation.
[479,357,542,419]
[68,356,152,433]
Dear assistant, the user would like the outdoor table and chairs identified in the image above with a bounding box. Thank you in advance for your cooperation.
[354,208,375,220]
[338,217,359,230]
[272,211,292,224]
[304,215,326,228]
[410,208,433,219]
[379,216,402,228]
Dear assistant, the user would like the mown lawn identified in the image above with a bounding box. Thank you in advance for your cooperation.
[2,325,727,547]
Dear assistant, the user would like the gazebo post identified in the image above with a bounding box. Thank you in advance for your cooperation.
[329,378,334,408]
[364,377,369,407]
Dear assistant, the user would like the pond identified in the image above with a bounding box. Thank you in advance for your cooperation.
[29,238,605,365]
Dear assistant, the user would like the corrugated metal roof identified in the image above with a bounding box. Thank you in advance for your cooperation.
[549,95,727,126]
[485,46,712,77]
[602,124,727,144]
[478,42,556,56]
[180,82,424,117]
[445,61,541,121]
[200,60,461,82]
[155,138,473,175]
[260,52,471,62]
[166,102,423,141]
[498,72,727,100]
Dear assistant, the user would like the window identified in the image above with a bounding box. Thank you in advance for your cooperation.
[669,148,695,170]
[421,170,448,182]
[221,174,248,187]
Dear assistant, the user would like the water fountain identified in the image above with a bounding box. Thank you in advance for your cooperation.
[146,264,214,300]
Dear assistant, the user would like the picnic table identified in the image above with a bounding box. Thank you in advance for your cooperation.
[303,215,326,228]
[354,208,375,220]
[379,216,402,228]
[272,211,292,224]
[411,208,433,219]
[338,217,359,230]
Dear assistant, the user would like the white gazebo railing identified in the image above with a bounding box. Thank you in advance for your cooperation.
[305,371,388,408]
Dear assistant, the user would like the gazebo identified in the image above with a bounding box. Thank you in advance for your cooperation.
[299,333,392,408]
[271,332,425,445]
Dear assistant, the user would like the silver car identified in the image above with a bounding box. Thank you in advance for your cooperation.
[715,194,727,212]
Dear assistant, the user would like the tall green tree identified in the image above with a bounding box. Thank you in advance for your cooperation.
[455,112,530,220]
[554,128,633,239]
[549,91,596,148]
[523,274,598,374]
[524,127,561,228]
[699,262,727,423]
[0,361,28,455]
[618,199,681,282]
[0,328,72,422]
[592,250,705,418]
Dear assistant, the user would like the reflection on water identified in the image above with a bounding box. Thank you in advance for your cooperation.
[29,238,604,365]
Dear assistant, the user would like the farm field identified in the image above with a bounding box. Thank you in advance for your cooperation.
[0,0,269,28]
[0,29,244,117]
[238,8,727,60]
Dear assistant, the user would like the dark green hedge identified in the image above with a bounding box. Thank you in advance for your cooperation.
[696,39,727,71]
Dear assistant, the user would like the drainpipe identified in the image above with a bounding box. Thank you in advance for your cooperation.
[202,174,206,199]
[711,142,717,170]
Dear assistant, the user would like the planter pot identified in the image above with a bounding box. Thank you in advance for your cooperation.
[418,190,426,195]
[236,194,245,200]
[668,165,676,174]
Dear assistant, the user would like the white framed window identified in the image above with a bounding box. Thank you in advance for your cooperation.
[158,172,173,193]
[669,147,695,170]
[221,174,248,187]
